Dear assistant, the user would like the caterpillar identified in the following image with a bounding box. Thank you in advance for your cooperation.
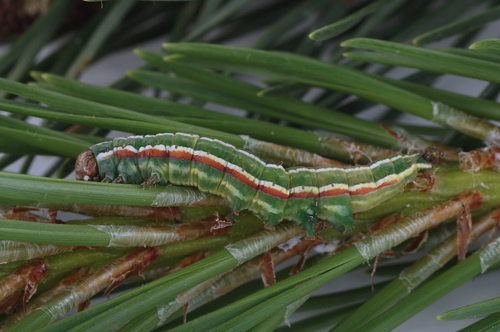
[75,133,432,235]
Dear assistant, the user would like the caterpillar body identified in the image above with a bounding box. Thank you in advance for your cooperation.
[75,133,432,235]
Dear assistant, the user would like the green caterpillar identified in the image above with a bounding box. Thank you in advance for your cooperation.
[75,133,432,235]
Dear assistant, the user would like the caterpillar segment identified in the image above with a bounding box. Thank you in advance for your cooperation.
[75,133,432,235]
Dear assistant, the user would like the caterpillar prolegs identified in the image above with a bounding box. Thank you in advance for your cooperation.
[75,133,432,235]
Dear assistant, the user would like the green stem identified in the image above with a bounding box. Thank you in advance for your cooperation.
[355,237,500,332]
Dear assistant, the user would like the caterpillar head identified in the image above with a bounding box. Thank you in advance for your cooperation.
[75,149,99,182]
